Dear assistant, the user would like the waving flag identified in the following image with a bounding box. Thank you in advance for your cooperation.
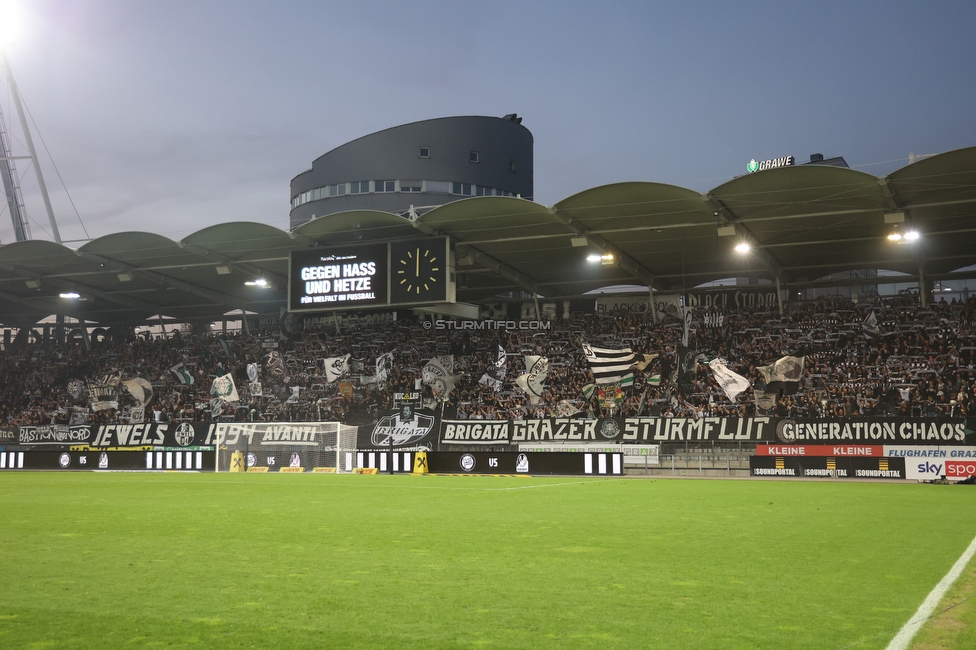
[708,358,751,402]
[479,345,507,391]
[324,354,351,383]
[515,355,548,405]
[422,356,457,401]
[758,356,805,384]
[122,377,154,407]
[375,352,394,385]
[170,363,194,386]
[583,344,636,385]
[211,373,239,402]
[862,311,880,337]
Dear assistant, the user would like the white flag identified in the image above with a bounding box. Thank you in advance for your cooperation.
[758,356,805,384]
[121,377,154,407]
[863,311,880,337]
[555,400,581,417]
[375,352,394,384]
[324,354,351,383]
[211,373,239,402]
[708,358,751,402]
[516,355,548,405]
[422,356,457,401]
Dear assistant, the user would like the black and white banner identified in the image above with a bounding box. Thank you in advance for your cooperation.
[0,426,21,443]
[19,424,94,445]
[18,423,215,448]
[441,417,775,445]
[214,422,337,447]
[774,418,975,445]
[441,417,976,446]
[357,409,438,450]
[583,344,635,385]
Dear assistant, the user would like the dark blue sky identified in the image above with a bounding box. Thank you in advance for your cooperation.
[1,0,973,244]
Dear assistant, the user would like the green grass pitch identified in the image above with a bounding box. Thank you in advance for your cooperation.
[1,472,974,649]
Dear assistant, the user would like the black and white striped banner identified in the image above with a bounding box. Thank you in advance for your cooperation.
[583,344,635,385]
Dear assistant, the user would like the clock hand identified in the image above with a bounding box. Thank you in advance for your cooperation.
[416,248,420,277]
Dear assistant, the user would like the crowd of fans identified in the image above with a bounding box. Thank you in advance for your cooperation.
[2,292,976,427]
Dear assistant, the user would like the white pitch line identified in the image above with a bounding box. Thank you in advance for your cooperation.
[886,531,976,650]
[490,480,597,491]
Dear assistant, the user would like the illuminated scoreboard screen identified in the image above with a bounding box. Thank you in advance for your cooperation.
[288,238,451,312]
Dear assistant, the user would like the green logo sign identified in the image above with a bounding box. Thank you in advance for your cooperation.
[746,159,759,173]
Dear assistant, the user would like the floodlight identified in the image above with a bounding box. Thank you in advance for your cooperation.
[735,242,751,253]
[0,1,22,46]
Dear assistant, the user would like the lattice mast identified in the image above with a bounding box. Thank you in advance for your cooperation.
[0,82,29,241]
[1,49,61,243]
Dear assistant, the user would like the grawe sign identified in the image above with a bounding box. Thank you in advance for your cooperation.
[747,156,795,173]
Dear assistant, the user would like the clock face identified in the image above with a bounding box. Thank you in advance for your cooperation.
[391,239,446,303]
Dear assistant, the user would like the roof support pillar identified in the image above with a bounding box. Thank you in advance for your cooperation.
[918,264,928,307]
[775,276,783,315]
[649,283,658,324]
[78,317,91,352]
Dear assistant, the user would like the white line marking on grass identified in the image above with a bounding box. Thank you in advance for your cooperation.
[489,480,595,491]
[885,531,976,650]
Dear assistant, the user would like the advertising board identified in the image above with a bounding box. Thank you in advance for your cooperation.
[750,455,905,479]
[426,451,623,476]
[288,237,451,312]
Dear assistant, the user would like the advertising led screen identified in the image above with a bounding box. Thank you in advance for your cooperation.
[288,238,451,312]
[289,243,389,312]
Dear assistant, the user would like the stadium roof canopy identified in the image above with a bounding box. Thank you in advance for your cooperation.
[1,145,975,328]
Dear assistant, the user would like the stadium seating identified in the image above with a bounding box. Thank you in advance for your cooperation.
[1,294,974,425]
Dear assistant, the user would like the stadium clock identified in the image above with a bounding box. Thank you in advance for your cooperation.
[390,238,448,304]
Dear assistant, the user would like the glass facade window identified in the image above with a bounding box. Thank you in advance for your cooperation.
[469,151,480,163]
[419,147,430,158]
[509,159,516,172]
[294,178,523,210]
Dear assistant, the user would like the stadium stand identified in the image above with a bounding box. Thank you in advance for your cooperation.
[2,293,974,426]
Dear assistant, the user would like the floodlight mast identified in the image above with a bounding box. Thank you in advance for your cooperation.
[0,88,29,240]
[2,49,61,244]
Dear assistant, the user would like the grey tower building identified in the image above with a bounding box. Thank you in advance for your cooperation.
[290,114,533,229]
